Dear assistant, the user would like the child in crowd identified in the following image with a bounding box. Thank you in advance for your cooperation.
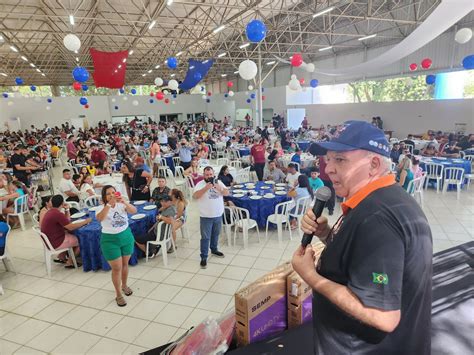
[308,167,324,192]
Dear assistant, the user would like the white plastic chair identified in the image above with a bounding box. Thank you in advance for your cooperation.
[222,206,235,247]
[33,226,78,277]
[216,145,226,159]
[406,173,426,208]
[52,148,63,167]
[84,195,100,208]
[159,167,174,182]
[185,175,195,199]
[424,163,444,193]
[233,206,260,249]
[0,225,15,273]
[6,195,29,231]
[216,158,229,166]
[174,166,187,191]
[66,201,81,212]
[288,196,311,236]
[172,157,180,167]
[230,160,242,169]
[442,167,464,200]
[463,155,474,189]
[146,221,177,266]
[265,200,293,243]
[32,212,40,227]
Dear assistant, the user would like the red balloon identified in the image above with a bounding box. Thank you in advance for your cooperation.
[207,92,212,96]
[73,82,81,91]
[291,53,303,67]
[227,81,233,88]
[156,92,164,100]
[421,58,432,69]
[262,95,266,101]
[164,98,170,104]
[409,63,418,71]
[299,78,305,85]
[84,104,89,109]
[150,92,154,96]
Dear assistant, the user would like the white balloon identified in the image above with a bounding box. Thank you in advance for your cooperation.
[46,106,51,110]
[245,91,249,95]
[168,79,179,91]
[132,100,139,106]
[172,101,176,105]
[291,74,297,80]
[123,96,128,101]
[455,28,473,44]
[63,34,81,52]
[228,90,234,97]
[7,101,13,106]
[288,78,301,91]
[202,94,207,100]
[111,98,116,103]
[248,85,254,91]
[154,77,164,86]
[306,63,315,73]
[238,60,258,81]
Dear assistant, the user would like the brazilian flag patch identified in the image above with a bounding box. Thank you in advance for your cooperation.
[372,273,388,285]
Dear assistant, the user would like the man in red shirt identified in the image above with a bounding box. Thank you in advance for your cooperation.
[250,138,267,181]
[66,135,77,161]
[41,195,91,267]
[90,143,107,166]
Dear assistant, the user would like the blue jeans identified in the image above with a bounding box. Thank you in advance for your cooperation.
[200,216,222,260]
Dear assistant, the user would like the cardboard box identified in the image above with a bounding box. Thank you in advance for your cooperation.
[235,262,293,346]
[287,271,313,328]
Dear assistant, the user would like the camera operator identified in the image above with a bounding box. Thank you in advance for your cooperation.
[193,166,229,269]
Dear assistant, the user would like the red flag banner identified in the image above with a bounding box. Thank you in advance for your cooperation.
[90,48,128,89]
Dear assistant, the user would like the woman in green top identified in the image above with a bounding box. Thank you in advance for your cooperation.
[398,156,414,193]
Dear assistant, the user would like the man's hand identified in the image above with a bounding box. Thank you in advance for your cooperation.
[205,182,214,190]
[292,245,319,285]
[301,209,330,240]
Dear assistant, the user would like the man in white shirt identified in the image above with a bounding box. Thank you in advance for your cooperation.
[59,169,80,202]
[158,128,168,145]
[193,166,229,269]
[286,163,301,187]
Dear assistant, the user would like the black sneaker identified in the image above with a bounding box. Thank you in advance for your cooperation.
[211,250,225,258]
[200,259,207,269]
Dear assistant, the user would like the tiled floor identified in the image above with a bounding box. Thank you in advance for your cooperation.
[0,167,473,354]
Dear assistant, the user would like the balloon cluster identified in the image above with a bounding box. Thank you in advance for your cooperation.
[290,53,315,73]
[408,58,432,72]
[288,75,301,91]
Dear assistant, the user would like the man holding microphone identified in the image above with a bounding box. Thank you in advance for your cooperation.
[293,121,432,354]
[193,166,229,269]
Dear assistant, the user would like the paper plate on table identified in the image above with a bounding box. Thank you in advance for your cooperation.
[264,194,275,199]
[71,212,86,219]
[250,195,262,200]
[275,183,287,187]
[233,193,245,198]
[133,201,147,205]
[88,206,101,212]
[72,219,86,224]
[264,181,275,184]
[234,184,243,188]
[143,205,157,210]
[436,157,447,160]
[248,190,257,195]
[260,186,271,190]
[131,214,146,220]
[275,191,287,195]
[275,187,286,191]
[233,189,245,194]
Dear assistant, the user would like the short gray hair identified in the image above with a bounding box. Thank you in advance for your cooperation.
[366,151,392,174]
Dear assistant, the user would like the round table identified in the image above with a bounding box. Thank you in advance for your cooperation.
[297,141,311,152]
[74,203,157,272]
[228,181,291,227]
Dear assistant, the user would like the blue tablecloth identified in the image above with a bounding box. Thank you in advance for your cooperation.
[74,203,157,272]
[420,157,471,189]
[464,148,474,155]
[228,182,291,227]
[163,155,175,173]
[297,141,311,152]
[238,148,250,157]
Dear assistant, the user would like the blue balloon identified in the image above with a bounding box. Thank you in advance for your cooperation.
[262,87,265,92]
[246,19,267,43]
[149,99,154,103]
[114,106,119,110]
[119,88,125,94]
[246,98,251,103]
[206,99,211,103]
[72,67,89,83]
[82,84,89,91]
[224,93,228,98]
[201,86,205,92]
[30,85,36,92]
[2,93,8,98]
[131,88,137,95]
[79,97,88,105]
[193,72,202,81]
[15,77,23,85]
[250,93,256,99]
[47,98,52,103]
[426,75,436,85]
[310,79,319,88]
[172,94,177,99]
[462,55,474,70]
[167,57,178,69]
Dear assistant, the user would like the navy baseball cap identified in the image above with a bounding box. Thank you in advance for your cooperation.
[309,120,390,157]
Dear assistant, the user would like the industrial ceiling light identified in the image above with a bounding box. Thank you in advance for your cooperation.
[217,52,227,58]
[21,56,28,61]
[213,25,225,34]
[319,46,333,51]
[148,20,156,30]
[129,50,134,55]
[313,7,334,18]
[69,15,75,25]
[266,61,276,65]
[0,73,7,77]
[155,65,160,69]
[10,46,18,52]
[30,63,36,67]
[167,0,174,5]
[221,74,227,77]
[176,51,183,57]
[358,34,377,41]
[239,43,250,49]
[148,69,152,73]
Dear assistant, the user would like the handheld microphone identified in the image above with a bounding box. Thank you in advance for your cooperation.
[301,186,332,247]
